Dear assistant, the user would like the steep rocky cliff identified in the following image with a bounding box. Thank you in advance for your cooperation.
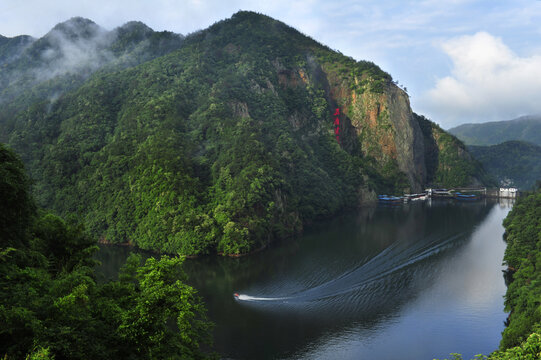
[263,47,428,193]
[321,63,427,192]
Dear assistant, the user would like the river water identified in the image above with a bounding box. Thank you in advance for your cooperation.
[96,199,513,359]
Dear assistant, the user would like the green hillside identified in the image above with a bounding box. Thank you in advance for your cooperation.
[500,188,541,349]
[0,34,34,65]
[0,143,213,359]
[0,11,490,256]
[0,17,184,143]
[416,113,494,188]
[468,141,541,190]
[448,115,541,146]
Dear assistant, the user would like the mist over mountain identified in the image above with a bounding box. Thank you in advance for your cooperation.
[0,11,491,255]
[0,17,184,121]
[1,16,185,78]
[0,34,34,65]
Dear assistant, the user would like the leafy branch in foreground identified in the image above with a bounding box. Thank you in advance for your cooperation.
[0,143,214,360]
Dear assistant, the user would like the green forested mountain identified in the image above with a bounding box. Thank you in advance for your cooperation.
[0,144,213,359]
[449,116,541,190]
[415,113,493,189]
[0,34,34,65]
[468,141,541,190]
[0,11,491,256]
[448,115,541,146]
[0,17,184,142]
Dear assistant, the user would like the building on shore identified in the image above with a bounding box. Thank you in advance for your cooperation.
[499,188,518,199]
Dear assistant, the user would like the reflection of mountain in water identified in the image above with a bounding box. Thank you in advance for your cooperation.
[179,201,495,359]
[238,227,466,306]
[236,203,487,312]
[95,201,497,360]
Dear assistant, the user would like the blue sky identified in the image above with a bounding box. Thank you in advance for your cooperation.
[2,0,541,128]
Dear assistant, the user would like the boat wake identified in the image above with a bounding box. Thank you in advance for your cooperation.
[236,294,287,301]
[235,230,469,305]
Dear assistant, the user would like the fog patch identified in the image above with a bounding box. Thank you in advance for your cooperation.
[33,18,116,81]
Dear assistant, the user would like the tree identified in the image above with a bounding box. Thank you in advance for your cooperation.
[0,143,35,250]
[118,255,214,359]
[0,143,214,360]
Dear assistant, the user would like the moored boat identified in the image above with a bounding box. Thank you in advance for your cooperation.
[454,192,479,201]
[431,189,453,198]
[404,193,428,202]
[378,195,403,204]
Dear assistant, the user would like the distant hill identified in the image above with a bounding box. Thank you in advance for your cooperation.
[448,115,541,146]
[468,141,541,190]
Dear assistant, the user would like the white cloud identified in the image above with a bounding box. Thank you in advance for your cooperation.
[3,0,541,128]
[424,32,541,127]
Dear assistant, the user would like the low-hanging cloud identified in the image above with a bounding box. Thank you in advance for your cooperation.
[35,19,114,81]
[425,32,541,127]
[0,18,118,107]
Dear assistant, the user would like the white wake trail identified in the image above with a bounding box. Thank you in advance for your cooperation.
[237,295,287,301]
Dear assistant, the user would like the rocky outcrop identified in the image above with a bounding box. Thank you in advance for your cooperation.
[386,85,426,192]
[313,60,427,193]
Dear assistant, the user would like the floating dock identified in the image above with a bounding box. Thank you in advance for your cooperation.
[379,187,519,204]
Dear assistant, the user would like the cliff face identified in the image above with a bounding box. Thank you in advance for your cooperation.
[415,113,494,187]
[339,78,425,192]
[290,55,426,192]
[262,52,427,193]
[386,86,427,191]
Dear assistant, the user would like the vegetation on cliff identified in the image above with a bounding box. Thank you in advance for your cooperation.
[415,113,494,188]
[1,11,488,256]
[500,187,541,349]
[0,144,213,359]
[437,333,541,360]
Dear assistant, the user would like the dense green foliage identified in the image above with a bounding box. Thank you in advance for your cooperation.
[0,17,183,143]
[0,143,35,249]
[0,144,213,359]
[415,113,494,188]
[468,141,541,190]
[437,333,541,359]
[1,11,487,256]
[489,333,541,359]
[1,12,382,255]
[500,188,541,349]
[448,115,541,146]
[0,34,34,65]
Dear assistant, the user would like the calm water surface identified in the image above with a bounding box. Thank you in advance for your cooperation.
[96,199,513,359]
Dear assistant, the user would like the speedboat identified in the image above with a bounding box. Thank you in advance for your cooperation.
[233,293,240,300]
